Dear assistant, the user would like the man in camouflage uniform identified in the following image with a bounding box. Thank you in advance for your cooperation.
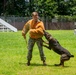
[22,12,46,66]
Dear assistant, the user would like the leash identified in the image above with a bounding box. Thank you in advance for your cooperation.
[23,35,28,48]
[24,37,28,48]
[19,37,28,64]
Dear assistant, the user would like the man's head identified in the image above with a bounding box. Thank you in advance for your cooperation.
[32,12,39,22]
[43,30,52,41]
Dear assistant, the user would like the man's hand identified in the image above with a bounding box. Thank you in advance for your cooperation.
[22,32,26,39]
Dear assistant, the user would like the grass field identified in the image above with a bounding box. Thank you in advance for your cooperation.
[0,30,76,75]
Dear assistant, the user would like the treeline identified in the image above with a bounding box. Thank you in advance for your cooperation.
[0,0,76,19]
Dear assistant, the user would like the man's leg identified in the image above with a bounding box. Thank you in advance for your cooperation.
[27,38,35,66]
[36,38,46,65]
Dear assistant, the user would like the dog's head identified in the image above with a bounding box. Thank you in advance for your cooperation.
[43,30,52,41]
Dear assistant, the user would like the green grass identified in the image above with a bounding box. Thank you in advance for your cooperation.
[0,30,76,75]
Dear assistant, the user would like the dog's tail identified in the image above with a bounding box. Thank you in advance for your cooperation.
[70,55,74,57]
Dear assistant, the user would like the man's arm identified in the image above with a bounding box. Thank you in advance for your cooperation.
[22,23,29,39]
[29,21,45,35]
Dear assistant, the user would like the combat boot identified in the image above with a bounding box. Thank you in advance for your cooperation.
[43,60,47,66]
[26,61,30,66]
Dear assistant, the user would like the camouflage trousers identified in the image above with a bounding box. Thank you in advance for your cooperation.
[27,37,46,61]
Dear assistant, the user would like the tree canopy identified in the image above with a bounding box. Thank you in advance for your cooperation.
[0,0,76,17]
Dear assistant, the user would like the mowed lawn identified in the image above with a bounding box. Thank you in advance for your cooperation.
[0,30,76,75]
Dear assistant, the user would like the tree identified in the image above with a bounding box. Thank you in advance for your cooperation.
[5,0,26,16]
[34,0,57,18]
[55,0,76,16]
[0,0,5,15]
[0,0,76,17]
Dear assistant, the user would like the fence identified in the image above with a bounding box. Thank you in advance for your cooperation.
[0,16,75,30]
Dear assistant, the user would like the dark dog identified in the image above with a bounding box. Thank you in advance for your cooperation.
[43,30,74,67]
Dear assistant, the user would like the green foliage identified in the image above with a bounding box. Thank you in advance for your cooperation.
[0,30,76,75]
[38,0,56,18]
[0,0,76,20]
[56,15,76,22]
[0,0,4,15]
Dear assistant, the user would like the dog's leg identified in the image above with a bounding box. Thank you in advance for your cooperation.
[60,60,64,67]
[55,54,70,67]
[43,44,51,50]
[43,41,49,44]
[55,55,65,67]
[55,60,64,67]
[42,39,49,44]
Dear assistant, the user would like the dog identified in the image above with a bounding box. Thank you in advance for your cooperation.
[43,30,74,67]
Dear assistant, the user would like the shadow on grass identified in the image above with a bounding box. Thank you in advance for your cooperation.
[19,62,52,66]
[19,62,70,68]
